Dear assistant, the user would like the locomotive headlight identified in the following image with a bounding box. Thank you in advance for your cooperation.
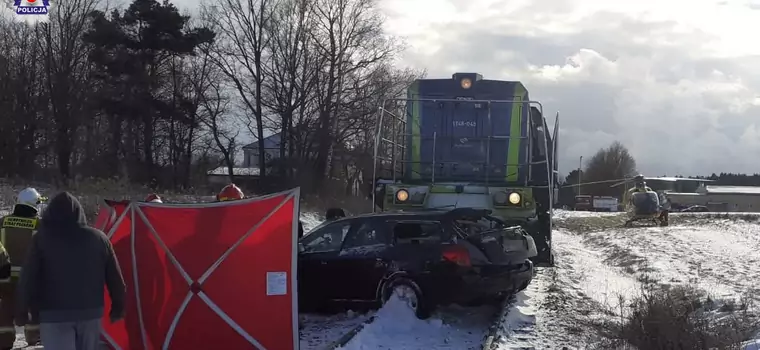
[461,78,472,89]
[508,192,521,205]
[395,189,409,202]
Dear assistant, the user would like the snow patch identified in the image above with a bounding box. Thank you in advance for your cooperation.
[339,294,493,349]
[299,311,373,350]
[300,211,322,233]
[553,209,621,220]
[492,229,643,349]
[495,292,540,349]
[555,229,642,312]
[743,338,760,350]
[584,223,760,302]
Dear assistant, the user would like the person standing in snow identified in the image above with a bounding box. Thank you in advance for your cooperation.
[15,191,126,350]
[0,187,46,348]
[0,240,13,349]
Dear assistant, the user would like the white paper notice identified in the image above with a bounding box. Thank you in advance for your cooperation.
[266,272,287,296]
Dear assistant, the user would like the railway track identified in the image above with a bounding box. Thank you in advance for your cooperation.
[314,294,515,350]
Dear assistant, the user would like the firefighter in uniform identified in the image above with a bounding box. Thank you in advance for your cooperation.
[145,193,163,203]
[0,188,45,348]
[0,242,11,349]
[216,184,245,202]
[657,191,670,226]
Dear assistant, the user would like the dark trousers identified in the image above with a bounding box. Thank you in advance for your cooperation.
[0,279,40,348]
[658,210,669,224]
[40,319,101,350]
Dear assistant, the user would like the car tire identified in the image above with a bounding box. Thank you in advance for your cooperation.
[381,277,431,320]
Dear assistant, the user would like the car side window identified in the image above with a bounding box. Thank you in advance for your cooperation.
[391,221,443,245]
[341,220,390,254]
[300,221,351,253]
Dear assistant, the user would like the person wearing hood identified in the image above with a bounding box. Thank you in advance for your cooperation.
[0,187,46,348]
[14,191,126,350]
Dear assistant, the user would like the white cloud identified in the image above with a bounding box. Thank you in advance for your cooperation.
[379,0,760,175]
[172,0,760,175]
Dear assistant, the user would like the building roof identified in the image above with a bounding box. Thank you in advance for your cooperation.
[665,192,703,196]
[646,177,714,182]
[703,185,760,195]
[242,133,282,150]
[206,167,260,176]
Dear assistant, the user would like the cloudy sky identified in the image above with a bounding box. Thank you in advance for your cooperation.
[11,0,759,176]
[180,0,760,176]
[373,0,760,177]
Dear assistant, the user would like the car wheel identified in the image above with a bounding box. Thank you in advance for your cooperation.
[381,278,431,320]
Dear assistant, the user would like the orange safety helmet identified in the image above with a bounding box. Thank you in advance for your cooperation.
[145,193,162,203]
[217,184,245,202]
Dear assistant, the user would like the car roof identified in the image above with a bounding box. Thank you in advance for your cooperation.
[330,210,451,223]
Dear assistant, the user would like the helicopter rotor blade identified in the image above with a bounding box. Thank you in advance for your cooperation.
[562,178,632,188]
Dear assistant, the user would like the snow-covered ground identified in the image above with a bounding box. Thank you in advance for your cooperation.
[5,200,760,349]
[338,299,495,350]
[491,227,644,349]
[552,209,621,220]
[300,311,374,349]
[582,220,760,300]
[327,210,760,349]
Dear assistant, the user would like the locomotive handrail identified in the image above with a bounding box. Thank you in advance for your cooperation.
[382,98,546,105]
[379,134,532,140]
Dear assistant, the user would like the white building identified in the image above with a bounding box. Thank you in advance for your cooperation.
[667,184,760,212]
[242,133,282,168]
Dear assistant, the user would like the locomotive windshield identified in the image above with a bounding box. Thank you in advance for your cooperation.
[406,77,532,184]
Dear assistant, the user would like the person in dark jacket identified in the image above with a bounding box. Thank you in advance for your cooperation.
[14,191,126,350]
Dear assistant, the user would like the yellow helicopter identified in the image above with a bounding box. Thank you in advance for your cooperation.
[612,175,669,227]
[565,174,669,227]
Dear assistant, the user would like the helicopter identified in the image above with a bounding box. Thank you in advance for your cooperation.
[564,174,669,227]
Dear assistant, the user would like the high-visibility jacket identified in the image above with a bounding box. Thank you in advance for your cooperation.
[0,215,38,281]
[0,241,10,283]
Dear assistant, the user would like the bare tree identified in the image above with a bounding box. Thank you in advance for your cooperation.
[584,141,638,196]
[202,0,277,177]
[39,0,100,181]
[190,43,239,183]
[263,0,318,176]
[308,0,402,186]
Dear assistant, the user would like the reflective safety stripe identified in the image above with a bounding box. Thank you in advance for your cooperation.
[0,227,4,247]
[0,326,15,332]
[0,277,11,283]
[1,217,37,230]
[11,266,21,272]
[24,325,40,330]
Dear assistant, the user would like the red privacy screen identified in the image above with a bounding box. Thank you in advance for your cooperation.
[95,189,300,350]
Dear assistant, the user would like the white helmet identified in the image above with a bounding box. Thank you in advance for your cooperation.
[17,187,45,207]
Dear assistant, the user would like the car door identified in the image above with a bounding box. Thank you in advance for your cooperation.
[298,220,354,305]
[330,218,393,302]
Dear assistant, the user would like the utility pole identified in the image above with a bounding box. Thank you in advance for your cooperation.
[577,156,583,196]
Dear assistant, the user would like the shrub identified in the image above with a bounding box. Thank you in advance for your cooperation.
[594,285,758,350]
